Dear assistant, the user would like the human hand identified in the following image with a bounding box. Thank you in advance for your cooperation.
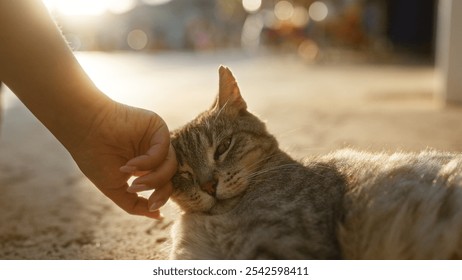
[0,0,176,219]
[69,101,177,219]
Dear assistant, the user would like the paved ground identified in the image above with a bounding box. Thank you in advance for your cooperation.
[1,51,461,259]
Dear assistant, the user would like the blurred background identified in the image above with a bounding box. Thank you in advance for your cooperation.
[41,0,436,61]
[1,0,462,260]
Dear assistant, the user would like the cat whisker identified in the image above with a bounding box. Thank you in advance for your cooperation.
[245,164,301,180]
[204,118,212,131]
[241,153,283,171]
[245,162,339,183]
[274,127,305,139]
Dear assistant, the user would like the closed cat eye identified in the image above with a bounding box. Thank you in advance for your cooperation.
[214,137,232,160]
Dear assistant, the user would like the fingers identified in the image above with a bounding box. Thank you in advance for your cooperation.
[127,145,177,193]
[115,114,177,218]
[102,186,162,219]
[121,123,170,172]
[126,144,176,212]
[148,180,173,211]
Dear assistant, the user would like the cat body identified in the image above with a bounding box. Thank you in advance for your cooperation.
[168,66,462,259]
[321,149,462,259]
[170,154,345,259]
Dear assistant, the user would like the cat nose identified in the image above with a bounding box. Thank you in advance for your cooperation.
[200,179,218,196]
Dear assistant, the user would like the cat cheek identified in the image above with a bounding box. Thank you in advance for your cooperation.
[216,180,247,200]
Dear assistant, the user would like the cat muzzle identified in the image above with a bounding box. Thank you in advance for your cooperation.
[200,180,218,197]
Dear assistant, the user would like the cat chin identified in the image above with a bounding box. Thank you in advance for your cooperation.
[187,191,242,215]
[171,191,217,213]
[193,195,216,213]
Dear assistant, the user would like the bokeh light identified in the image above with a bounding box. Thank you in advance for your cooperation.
[127,29,149,50]
[241,14,264,52]
[291,6,310,27]
[309,1,329,22]
[298,39,319,61]
[274,1,294,21]
[38,0,435,64]
[142,0,172,5]
[262,9,277,28]
[242,0,262,13]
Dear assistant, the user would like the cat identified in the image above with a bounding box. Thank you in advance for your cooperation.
[331,149,462,259]
[168,66,462,260]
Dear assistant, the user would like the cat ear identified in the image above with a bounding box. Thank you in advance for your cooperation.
[213,66,247,115]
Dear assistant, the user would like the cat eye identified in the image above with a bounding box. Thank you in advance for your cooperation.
[214,137,232,160]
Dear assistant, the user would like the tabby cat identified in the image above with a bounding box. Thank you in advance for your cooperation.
[169,66,462,259]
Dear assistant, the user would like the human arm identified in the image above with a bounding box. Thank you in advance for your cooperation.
[0,0,176,218]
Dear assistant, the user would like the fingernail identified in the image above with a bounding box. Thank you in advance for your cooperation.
[120,165,137,173]
[149,201,161,212]
[127,184,147,193]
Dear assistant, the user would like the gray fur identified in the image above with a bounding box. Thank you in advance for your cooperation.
[169,66,462,260]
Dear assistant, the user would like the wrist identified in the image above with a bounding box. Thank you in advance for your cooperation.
[49,86,115,154]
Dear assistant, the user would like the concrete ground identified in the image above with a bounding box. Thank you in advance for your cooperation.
[1,51,461,259]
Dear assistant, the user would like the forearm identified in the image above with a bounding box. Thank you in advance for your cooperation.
[0,0,112,150]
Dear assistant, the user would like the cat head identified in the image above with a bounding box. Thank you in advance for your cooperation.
[170,66,278,213]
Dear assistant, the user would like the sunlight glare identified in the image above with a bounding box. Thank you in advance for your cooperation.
[55,0,108,16]
[42,0,136,16]
[42,0,56,11]
[107,0,137,14]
